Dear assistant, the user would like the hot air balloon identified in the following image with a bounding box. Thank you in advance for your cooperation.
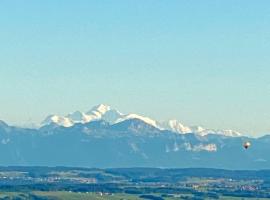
[243,141,251,149]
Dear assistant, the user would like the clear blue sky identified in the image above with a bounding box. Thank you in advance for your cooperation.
[0,0,270,136]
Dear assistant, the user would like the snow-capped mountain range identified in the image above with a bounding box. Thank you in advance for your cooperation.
[42,104,241,137]
[1,105,269,169]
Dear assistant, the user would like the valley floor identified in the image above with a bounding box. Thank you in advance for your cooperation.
[0,167,270,199]
[0,191,270,200]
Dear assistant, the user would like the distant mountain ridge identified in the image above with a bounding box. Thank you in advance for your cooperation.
[41,104,241,137]
[0,117,268,169]
[0,104,267,169]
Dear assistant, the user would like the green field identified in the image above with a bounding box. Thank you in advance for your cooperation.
[35,191,141,200]
[0,192,143,200]
[0,191,269,200]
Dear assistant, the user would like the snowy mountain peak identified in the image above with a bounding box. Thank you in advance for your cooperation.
[88,104,111,115]
[101,109,123,124]
[159,120,192,133]
[40,104,242,137]
[116,113,159,128]
[42,115,73,127]
[191,126,206,133]
[189,126,241,137]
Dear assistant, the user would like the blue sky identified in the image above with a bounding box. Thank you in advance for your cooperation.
[0,1,270,136]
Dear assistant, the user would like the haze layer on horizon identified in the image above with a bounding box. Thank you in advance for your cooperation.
[0,0,269,136]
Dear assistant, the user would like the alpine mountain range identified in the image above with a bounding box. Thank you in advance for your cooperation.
[0,104,269,169]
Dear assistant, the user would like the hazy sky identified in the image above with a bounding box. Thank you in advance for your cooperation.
[0,1,270,136]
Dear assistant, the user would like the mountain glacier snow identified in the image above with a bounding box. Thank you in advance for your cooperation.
[41,104,241,137]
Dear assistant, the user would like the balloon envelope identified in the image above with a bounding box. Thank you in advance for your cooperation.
[243,141,251,149]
